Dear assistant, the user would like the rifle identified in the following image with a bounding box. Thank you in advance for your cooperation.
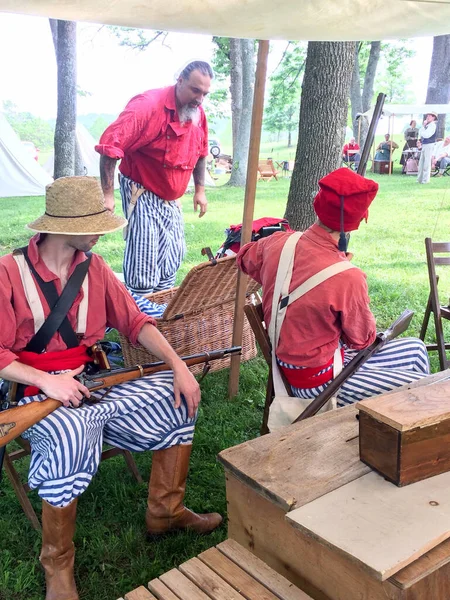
[0,346,241,448]
[293,310,414,423]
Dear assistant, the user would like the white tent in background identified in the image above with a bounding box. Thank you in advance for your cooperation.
[44,123,120,188]
[0,112,52,198]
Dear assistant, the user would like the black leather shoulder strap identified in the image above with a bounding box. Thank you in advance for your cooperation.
[19,247,92,353]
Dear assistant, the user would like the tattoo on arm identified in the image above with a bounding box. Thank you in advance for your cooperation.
[99,155,118,195]
[193,157,206,187]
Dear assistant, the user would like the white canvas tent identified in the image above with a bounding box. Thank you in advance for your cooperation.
[363,104,450,119]
[2,0,450,41]
[0,112,52,198]
[44,124,120,188]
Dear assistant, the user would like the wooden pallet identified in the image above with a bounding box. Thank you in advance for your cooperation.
[118,538,312,600]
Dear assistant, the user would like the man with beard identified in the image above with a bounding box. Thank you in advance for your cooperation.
[96,61,213,295]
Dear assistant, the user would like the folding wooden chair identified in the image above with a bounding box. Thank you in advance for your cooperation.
[419,237,450,371]
[243,302,294,435]
[257,159,280,181]
[4,439,142,530]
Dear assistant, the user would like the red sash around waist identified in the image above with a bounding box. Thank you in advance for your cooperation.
[279,348,344,389]
[17,346,92,396]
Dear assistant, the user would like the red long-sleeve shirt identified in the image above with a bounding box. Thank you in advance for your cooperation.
[237,225,377,367]
[0,234,155,370]
[95,85,209,200]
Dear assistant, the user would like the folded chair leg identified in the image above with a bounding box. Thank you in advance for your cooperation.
[3,451,41,531]
[261,371,274,436]
[420,293,432,341]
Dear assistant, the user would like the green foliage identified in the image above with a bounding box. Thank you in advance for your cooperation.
[107,26,168,50]
[211,37,231,79]
[357,40,415,104]
[3,100,54,152]
[264,42,306,145]
[88,116,112,142]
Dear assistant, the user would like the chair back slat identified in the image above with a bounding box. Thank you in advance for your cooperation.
[431,242,450,253]
[434,257,450,266]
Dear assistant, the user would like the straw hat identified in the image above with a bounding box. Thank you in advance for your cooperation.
[27,176,127,235]
[427,111,438,120]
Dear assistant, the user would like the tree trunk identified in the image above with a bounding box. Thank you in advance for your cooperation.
[228,38,255,187]
[425,35,450,139]
[285,42,355,231]
[229,38,242,154]
[51,19,77,179]
[351,42,379,148]
[350,44,363,137]
[361,41,381,112]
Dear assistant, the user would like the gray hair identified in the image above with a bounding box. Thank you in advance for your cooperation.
[179,61,214,81]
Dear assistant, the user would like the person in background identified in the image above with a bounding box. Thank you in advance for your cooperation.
[417,112,438,184]
[96,61,213,295]
[400,120,419,173]
[374,133,399,161]
[342,137,360,169]
[431,135,450,177]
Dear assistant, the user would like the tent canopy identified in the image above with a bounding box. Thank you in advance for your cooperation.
[1,0,450,41]
[363,104,450,118]
[0,112,52,198]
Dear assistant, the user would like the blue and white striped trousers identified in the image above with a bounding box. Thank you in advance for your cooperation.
[20,372,195,507]
[120,175,186,295]
[282,337,430,407]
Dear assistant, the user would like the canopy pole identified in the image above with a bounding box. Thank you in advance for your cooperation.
[228,39,270,399]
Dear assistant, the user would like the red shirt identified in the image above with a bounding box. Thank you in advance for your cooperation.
[95,86,209,201]
[342,142,360,156]
[0,235,156,370]
[237,225,377,367]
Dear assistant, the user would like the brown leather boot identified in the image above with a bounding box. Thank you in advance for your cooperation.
[146,444,222,536]
[40,499,79,600]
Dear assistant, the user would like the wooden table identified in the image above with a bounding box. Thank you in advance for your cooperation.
[218,371,450,600]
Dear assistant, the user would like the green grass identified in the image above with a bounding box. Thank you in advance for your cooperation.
[1,171,450,598]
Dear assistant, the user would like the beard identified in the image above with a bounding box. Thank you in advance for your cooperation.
[179,105,200,126]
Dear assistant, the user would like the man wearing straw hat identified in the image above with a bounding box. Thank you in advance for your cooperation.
[0,177,222,600]
[417,111,438,184]
[96,61,213,296]
[237,168,429,429]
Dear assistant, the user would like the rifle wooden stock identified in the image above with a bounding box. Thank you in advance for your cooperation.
[293,310,414,423]
[0,347,241,448]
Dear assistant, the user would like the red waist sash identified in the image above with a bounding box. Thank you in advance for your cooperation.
[279,348,344,389]
[17,346,92,396]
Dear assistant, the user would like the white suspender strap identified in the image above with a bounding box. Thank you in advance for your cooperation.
[12,254,89,336]
[286,262,355,307]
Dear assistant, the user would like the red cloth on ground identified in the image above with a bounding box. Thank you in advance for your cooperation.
[95,85,209,200]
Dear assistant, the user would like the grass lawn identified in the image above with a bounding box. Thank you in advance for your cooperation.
[1,171,450,599]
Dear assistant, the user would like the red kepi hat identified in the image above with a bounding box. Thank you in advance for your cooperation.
[313,167,379,250]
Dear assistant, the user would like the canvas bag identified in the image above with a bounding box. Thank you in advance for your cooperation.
[267,232,355,431]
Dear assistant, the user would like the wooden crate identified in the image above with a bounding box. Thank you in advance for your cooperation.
[357,379,450,486]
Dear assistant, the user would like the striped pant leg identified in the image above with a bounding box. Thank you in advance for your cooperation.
[101,372,196,451]
[120,176,185,294]
[20,373,195,507]
[337,337,430,407]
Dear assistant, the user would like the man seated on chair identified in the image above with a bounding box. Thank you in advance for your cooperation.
[236,168,429,414]
[374,133,399,161]
[342,137,360,168]
[0,177,221,600]
[432,135,450,177]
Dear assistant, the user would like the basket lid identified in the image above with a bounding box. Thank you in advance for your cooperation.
[162,256,260,320]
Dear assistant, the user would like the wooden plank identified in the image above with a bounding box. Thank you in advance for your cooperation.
[287,470,450,581]
[159,568,210,600]
[390,538,450,589]
[179,556,245,599]
[357,379,450,432]
[148,579,181,600]
[198,547,281,600]
[124,587,158,600]
[216,539,313,600]
[218,405,370,512]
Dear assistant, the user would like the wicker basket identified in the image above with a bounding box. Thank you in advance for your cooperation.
[119,256,261,375]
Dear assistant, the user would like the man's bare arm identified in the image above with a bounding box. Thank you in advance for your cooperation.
[192,156,208,218]
[193,156,206,187]
[99,155,118,212]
